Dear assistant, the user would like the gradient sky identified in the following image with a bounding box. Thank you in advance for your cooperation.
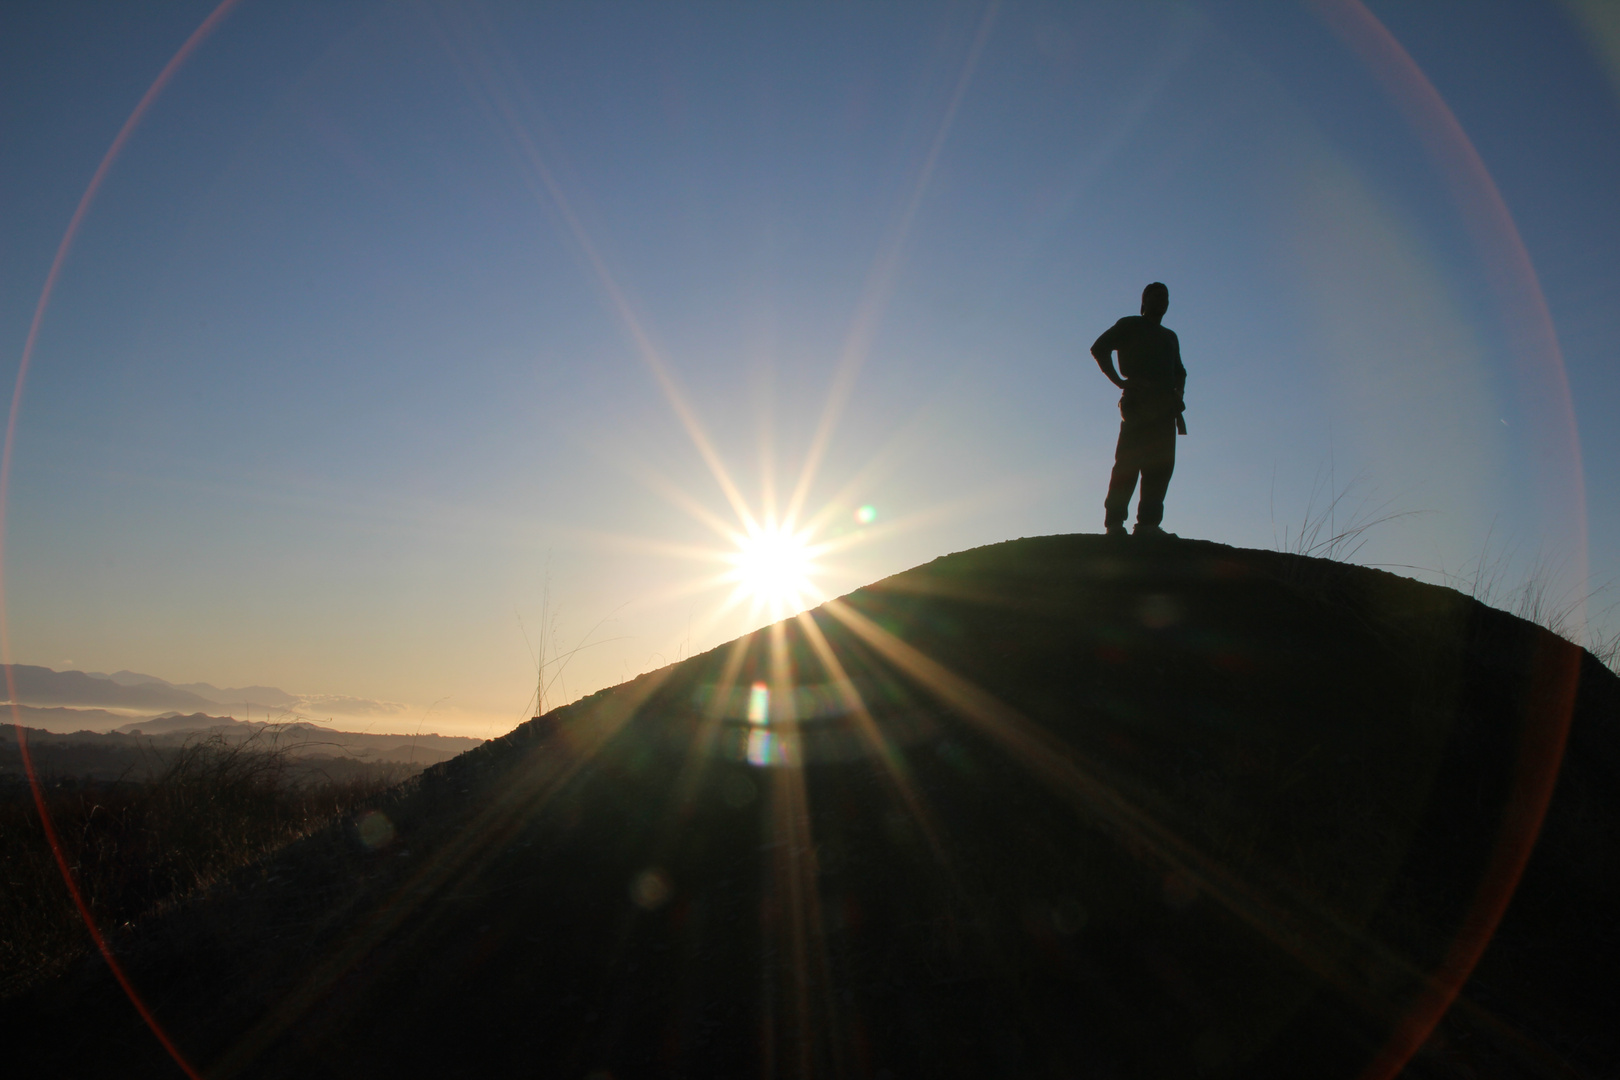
[2,0,1617,736]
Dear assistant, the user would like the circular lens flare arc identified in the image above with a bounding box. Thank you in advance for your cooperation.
[1310,3,1587,1076]
[0,4,242,1079]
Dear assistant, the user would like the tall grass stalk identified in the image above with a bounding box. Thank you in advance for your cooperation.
[1266,472,1620,672]
[1423,530,1619,675]
[1272,468,1422,564]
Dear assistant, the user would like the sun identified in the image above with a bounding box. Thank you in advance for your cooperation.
[725,520,821,619]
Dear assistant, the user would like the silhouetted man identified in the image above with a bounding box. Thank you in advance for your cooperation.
[1091,282,1186,538]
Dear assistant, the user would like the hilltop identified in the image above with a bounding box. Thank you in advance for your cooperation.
[5,535,1616,1079]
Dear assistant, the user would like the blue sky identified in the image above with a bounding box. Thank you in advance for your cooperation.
[2,1,1616,735]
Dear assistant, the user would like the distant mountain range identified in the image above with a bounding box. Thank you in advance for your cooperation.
[4,665,401,720]
[87,669,299,708]
[4,665,233,713]
[112,712,256,735]
[2,704,137,732]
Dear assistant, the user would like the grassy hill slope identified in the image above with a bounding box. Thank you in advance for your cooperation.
[5,535,1616,1079]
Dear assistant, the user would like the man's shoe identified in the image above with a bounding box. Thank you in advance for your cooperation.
[1132,524,1177,540]
[1105,525,1128,538]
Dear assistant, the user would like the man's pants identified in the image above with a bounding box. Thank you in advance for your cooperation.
[1104,417,1177,529]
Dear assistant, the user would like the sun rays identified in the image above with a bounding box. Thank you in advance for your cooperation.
[433,0,1011,666]
[441,19,1004,1070]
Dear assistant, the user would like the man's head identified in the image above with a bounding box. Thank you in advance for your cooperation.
[1140,281,1169,322]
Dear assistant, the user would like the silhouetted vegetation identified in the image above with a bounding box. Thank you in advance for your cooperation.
[0,732,409,997]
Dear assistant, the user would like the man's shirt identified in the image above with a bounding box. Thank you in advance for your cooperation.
[1092,315,1185,389]
[1093,315,1186,422]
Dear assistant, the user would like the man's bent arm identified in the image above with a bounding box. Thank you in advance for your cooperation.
[1169,331,1188,434]
[1090,330,1126,389]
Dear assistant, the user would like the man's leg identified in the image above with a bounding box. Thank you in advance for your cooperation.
[1133,420,1178,528]
[1104,421,1141,530]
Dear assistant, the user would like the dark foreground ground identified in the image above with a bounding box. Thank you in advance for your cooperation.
[5,535,1616,1079]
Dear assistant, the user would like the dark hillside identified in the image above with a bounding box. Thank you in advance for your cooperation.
[5,535,1616,1079]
